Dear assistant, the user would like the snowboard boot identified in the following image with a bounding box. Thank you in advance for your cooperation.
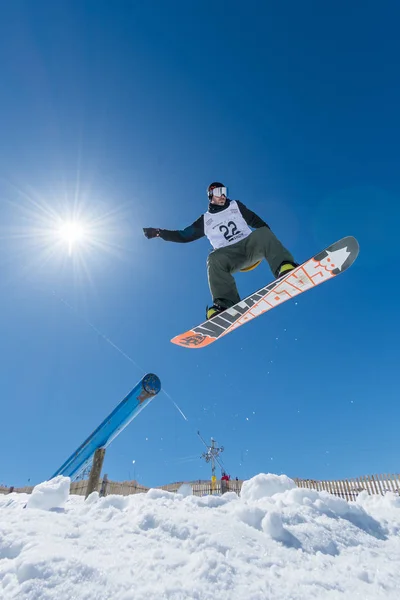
[206,304,225,320]
[277,261,298,279]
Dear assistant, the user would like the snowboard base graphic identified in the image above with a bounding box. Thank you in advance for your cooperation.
[171,236,359,349]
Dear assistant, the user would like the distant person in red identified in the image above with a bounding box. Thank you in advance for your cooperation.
[221,472,230,481]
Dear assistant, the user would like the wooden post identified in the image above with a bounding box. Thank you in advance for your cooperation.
[343,479,352,501]
[85,448,106,499]
[393,474,400,495]
[370,474,380,495]
[337,479,343,500]
[389,473,398,494]
[100,474,108,497]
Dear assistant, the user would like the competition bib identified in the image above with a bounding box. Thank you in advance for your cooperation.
[204,201,252,249]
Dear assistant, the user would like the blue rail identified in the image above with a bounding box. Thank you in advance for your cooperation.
[52,373,161,479]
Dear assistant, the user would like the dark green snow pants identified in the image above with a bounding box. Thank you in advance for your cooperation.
[207,226,295,308]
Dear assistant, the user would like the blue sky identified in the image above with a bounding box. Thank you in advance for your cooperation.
[0,0,399,488]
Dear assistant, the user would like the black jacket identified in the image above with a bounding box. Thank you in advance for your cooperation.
[158,199,268,243]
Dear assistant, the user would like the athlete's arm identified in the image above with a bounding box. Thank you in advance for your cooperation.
[143,216,205,243]
[236,200,269,229]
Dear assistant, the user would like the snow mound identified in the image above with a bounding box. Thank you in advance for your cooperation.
[262,511,301,547]
[1,472,400,599]
[177,483,193,497]
[26,476,70,511]
[240,472,296,500]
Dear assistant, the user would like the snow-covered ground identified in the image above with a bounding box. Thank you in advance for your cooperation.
[1,474,400,600]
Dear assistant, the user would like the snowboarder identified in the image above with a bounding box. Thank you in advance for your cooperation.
[143,182,297,319]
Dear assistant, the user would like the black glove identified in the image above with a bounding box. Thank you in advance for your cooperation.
[143,227,161,239]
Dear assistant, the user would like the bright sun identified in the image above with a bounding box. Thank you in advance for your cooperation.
[58,221,86,254]
[6,182,127,276]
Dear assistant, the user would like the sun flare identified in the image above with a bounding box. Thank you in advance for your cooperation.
[56,220,87,255]
[58,221,86,253]
[4,180,129,285]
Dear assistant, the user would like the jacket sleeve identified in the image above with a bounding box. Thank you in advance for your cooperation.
[158,215,205,243]
[236,200,269,229]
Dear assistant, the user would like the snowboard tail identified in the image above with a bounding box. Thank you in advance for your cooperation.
[171,236,359,349]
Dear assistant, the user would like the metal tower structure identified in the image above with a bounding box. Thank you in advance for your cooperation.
[197,431,225,481]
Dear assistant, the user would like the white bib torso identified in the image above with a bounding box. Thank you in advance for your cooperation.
[204,201,252,250]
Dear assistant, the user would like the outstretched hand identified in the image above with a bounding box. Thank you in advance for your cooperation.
[143,227,161,239]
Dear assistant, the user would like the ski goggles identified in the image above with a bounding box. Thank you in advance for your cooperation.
[209,186,228,198]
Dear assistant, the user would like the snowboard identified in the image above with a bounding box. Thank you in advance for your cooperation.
[171,236,359,349]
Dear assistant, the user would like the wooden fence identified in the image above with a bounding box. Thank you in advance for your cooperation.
[1,474,399,501]
[293,474,400,501]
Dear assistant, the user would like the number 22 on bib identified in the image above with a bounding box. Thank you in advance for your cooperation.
[204,201,251,249]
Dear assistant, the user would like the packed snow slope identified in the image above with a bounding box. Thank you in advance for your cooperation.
[1,474,400,600]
